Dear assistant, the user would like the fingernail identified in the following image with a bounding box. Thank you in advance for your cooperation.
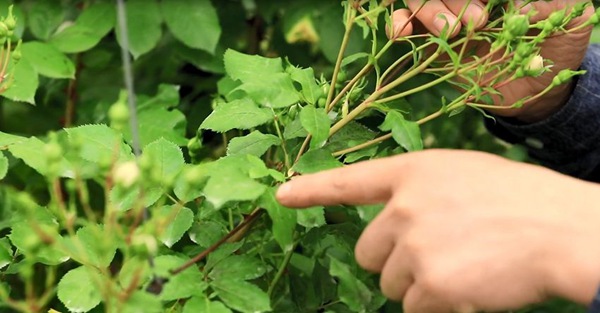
[465,4,486,28]
[433,13,458,36]
[276,183,293,200]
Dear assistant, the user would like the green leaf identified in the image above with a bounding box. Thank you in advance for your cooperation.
[209,255,267,281]
[143,138,185,187]
[184,296,232,313]
[2,59,39,104]
[189,220,226,248]
[0,132,25,147]
[0,153,7,180]
[203,166,267,209]
[328,257,372,312]
[118,291,163,313]
[153,255,207,301]
[227,131,280,157]
[212,278,271,313]
[57,266,103,312]
[300,106,330,149]
[293,149,343,174]
[283,117,308,139]
[157,205,194,248]
[10,222,69,265]
[162,0,221,54]
[8,137,72,177]
[61,225,118,268]
[259,187,296,252]
[22,41,75,79]
[297,206,326,229]
[116,0,162,59]
[66,124,133,164]
[325,121,376,152]
[379,111,423,152]
[49,3,115,53]
[288,67,323,105]
[237,73,300,108]
[77,3,116,38]
[200,98,273,133]
[27,0,65,40]
[0,238,12,269]
[224,49,283,82]
[356,204,384,223]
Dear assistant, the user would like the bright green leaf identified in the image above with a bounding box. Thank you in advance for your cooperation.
[157,205,194,248]
[66,124,133,164]
[209,255,267,281]
[0,238,12,269]
[300,106,330,149]
[116,0,162,59]
[2,59,39,104]
[61,225,118,268]
[293,149,343,174]
[203,166,267,209]
[328,257,372,312]
[162,0,221,54]
[224,49,283,82]
[212,278,271,313]
[10,222,69,265]
[143,138,185,187]
[283,117,308,139]
[288,67,323,105]
[227,131,280,157]
[184,296,232,313]
[0,132,25,147]
[238,73,300,108]
[77,3,116,38]
[259,187,296,252]
[57,266,102,312]
[8,137,72,177]
[118,291,163,313]
[200,98,273,133]
[22,41,75,79]
[379,111,423,152]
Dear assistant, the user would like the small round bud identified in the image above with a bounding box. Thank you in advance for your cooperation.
[525,54,544,74]
[547,10,566,27]
[113,161,140,188]
[5,6,16,31]
[131,234,157,257]
[44,142,62,163]
[505,14,530,38]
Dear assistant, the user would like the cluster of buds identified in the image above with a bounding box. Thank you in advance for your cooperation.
[0,5,16,45]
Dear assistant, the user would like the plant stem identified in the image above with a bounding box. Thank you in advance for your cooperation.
[267,237,299,297]
[273,113,291,171]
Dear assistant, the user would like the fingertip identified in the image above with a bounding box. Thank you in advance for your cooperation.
[275,182,294,205]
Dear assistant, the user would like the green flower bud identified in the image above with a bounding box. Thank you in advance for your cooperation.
[588,8,600,25]
[547,10,566,27]
[185,166,207,186]
[44,141,62,164]
[317,97,327,108]
[552,69,582,86]
[0,22,8,38]
[505,14,530,38]
[5,5,16,31]
[108,91,129,130]
[187,137,202,154]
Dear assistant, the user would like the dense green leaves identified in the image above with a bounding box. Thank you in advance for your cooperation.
[154,255,208,301]
[329,257,373,312]
[209,255,267,281]
[162,0,221,54]
[300,106,331,149]
[259,188,297,252]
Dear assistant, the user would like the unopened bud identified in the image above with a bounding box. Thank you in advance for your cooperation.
[113,161,140,188]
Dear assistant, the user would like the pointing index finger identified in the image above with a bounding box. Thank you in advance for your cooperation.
[276,156,404,208]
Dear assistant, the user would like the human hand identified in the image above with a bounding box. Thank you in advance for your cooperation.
[276,150,600,312]
[389,0,594,123]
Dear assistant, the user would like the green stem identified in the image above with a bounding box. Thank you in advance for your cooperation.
[267,238,299,297]
[273,113,291,171]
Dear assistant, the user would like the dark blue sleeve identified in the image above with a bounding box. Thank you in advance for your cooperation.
[485,44,600,182]
[590,291,600,313]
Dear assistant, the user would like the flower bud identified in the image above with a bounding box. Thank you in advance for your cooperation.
[113,161,140,188]
[552,69,584,86]
[5,5,16,31]
[505,14,529,39]
[525,54,544,73]
[547,10,566,28]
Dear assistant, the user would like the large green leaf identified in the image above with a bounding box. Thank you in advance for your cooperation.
[237,73,300,108]
[300,106,330,149]
[297,206,326,229]
[212,278,271,313]
[116,0,162,59]
[162,0,221,54]
[0,131,25,147]
[143,138,185,187]
[209,255,267,281]
[379,111,423,152]
[8,137,72,177]
[224,49,283,82]
[10,221,68,265]
[157,205,194,248]
[2,59,39,104]
[200,98,273,133]
[293,149,343,174]
[57,266,103,312]
[203,166,267,209]
[227,131,280,157]
[288,67,323,105]
[22,41,75,79]
[259,188,297,252]
[66,124,133,164]
[61,225,118,268]
[49,3,115,53]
